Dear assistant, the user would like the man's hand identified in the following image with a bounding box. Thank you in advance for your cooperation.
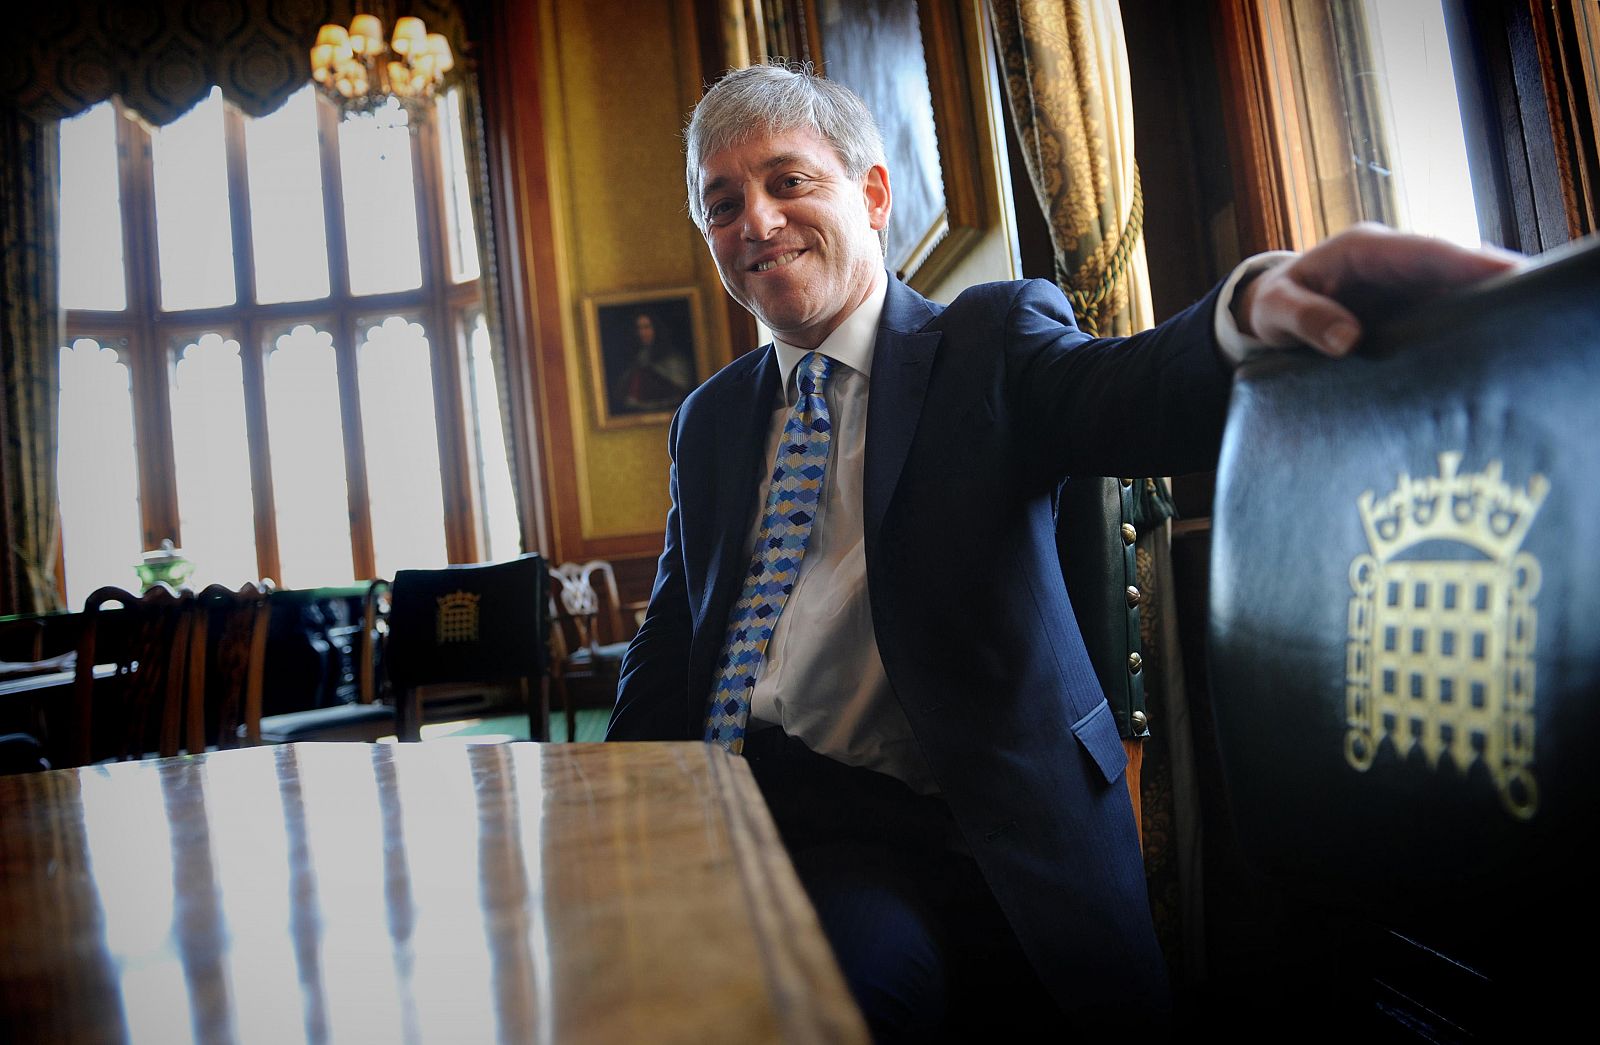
[1234,222,1523,358]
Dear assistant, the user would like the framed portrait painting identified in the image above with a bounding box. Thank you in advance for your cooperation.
[583,287,705,428]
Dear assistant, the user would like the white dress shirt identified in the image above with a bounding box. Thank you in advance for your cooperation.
[740,258,1284,794]
[743,268,943,792]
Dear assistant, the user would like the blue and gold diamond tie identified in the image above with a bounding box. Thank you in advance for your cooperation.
[705,350,835,754]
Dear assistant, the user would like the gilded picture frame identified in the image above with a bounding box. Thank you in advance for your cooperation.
[814,0,999,292]
[583,287,706,429]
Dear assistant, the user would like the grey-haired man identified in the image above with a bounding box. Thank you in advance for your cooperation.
[607,63,1516,1039]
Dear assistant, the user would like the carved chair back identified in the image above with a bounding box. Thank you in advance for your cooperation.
[69,582,270,766]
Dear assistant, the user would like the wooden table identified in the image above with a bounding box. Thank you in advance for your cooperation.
[0,742,868,1044]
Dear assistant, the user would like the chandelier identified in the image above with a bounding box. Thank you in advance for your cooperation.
[309,13,454,126]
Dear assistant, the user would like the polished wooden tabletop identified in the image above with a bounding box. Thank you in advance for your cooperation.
[0,741,868,1044]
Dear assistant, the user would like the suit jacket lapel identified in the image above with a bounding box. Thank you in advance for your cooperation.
[865,278,942,544]
[686,347,781,716]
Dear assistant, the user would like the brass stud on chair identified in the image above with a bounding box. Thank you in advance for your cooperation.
[1121,523,1137,545]
[1132,710,1148,730]
[1125,585,1142,608]
[1127,651,1143,674]
[1119,478,1134,489]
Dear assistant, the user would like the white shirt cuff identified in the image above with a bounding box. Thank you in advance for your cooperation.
[1213,250,1299,365]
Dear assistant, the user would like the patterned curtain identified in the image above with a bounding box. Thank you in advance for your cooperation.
[0,109,63,615]
[989,0,1149,336]
[989,0,1204,983]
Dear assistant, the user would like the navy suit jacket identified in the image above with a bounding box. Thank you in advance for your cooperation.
[607,273,1235,1014]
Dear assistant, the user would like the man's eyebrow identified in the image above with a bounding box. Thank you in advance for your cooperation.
[700,152,807,202]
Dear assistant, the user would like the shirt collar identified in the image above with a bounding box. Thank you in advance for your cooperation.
[771,268,887,401]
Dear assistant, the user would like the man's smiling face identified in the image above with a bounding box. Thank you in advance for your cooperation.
[697,127,890,349]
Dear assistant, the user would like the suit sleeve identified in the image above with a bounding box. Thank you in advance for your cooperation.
[606,411,695,741]
[1003,279,1235,480]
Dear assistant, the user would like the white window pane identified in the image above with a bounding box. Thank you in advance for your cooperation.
[171,332,258,587]
[58,103,127,311]
[58,338,143,606]
[266,325,353,588]
[358,316,445,577]
[152,87,236,310]
[467,315,520,561]
[339,104,423,296]
[246,87,331,304]
[1363,0,1481,248]
[437,90,480,283]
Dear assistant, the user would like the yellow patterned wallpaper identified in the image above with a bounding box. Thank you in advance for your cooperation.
[540,0,731,541]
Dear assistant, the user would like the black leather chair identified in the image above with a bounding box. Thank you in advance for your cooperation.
[385,553,549,743]
[1206,235,1600,1037]
[259,580,397,744]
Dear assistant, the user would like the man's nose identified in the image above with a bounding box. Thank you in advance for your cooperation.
[741,192,783,240]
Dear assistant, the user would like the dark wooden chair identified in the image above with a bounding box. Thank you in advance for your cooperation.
[385,554,549,743]
[70,584,195,766]
[191,581,274,749]
[547,559,635,742]
[259,579,398,743]
[67,581,271,767]
[0,618,45,665]
[0,619,56,773]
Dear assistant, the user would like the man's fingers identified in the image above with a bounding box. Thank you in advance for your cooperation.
[1234,225,1524,359]
[1251,269,1364,357]
[1307,223,1523,295]
[1358,233,1521,291]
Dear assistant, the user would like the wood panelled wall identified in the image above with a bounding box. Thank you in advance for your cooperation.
[484,0,737,600]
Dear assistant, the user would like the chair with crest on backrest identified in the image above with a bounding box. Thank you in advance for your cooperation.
[67,581,271,767]
[384,554,548,743]
[1202,239,1599,1038]
[547,559,635,742]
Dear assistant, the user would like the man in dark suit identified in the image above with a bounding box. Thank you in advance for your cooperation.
[606,63,1515,1038]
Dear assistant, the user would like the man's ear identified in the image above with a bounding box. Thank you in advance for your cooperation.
[863,164,891,231]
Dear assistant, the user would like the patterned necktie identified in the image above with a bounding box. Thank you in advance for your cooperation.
[705,350,835,754]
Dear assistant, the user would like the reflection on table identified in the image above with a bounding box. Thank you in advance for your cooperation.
[0,741,867,1044]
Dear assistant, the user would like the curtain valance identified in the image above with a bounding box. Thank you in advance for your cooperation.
[3,1,471,126]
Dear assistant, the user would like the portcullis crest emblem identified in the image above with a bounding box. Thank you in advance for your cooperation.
[1345,453,1546,819]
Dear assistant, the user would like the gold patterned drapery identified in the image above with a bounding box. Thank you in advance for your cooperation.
[0,109,64,615]
[989,0,1150,336]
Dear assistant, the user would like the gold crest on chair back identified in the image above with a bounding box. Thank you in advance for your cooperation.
[384,554,549,743]
[1206,238,1600,1035]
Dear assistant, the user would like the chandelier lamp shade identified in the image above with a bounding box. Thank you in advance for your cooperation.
[310,13,454,124]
